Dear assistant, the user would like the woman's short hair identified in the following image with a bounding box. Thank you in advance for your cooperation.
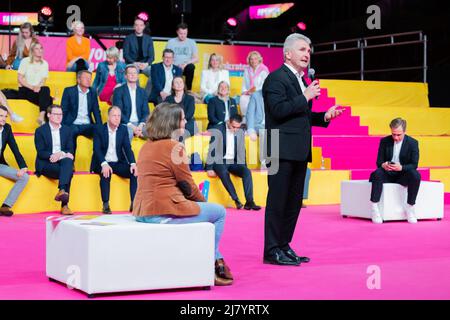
[146,103,184,141]
[247,51,263,65]
[29,42,43,63]
[217,80,229,92]
[105,46,120,60]
[71,20,85,32]
[208,53,224,70]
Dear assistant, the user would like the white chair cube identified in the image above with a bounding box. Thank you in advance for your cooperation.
[340,180,444,221]
[46,214,215,297]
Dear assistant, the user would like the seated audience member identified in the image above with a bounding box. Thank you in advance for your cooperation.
[200,53,230,104]
[164,76,196,136]
[239,51,269,123]
[0,105,30,217]
[123,16,155,96]
[133,103,233,286]
[5,22,39,70]
[61,70,102,156]
[206,113,261,210]
[207,81,238,136]
[66,21,90,72]
[165,23,198,91]
[34,105,74,215]
[92,46,126,105]
[369,118,421,224]
[0,90,23,122]
[91,106,137,214]
[149,49,182,104]
[112,65,149,141]
[246,90,265,142]
[17,42,52,125]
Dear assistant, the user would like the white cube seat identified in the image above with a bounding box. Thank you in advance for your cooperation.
[340,180,444,221]
[46,214,215,297]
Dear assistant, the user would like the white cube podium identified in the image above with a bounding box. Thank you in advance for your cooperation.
[340,180,444,221]
[46,214,215,297]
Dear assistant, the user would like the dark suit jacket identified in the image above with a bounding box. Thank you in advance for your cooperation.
[149,62,182,103]
[0,123,27,169]
[123,33,155,64]
[205,128,246,170]
[375,134,419,172]
[90,123,136,173]
[34,123,74,175]
[61,85,102,126]
[207,96,238,131]
[112,84,150,125]
[165,93,196,136]
[262,64,329,162]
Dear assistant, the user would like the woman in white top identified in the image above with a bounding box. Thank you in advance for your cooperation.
[17,42,52,125]
[239,51,269,121]
[200,53,230,104]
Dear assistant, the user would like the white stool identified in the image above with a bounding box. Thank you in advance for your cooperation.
[340,180,444,221]
[46,214,215,297]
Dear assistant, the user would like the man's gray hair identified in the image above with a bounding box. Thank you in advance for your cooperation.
[390,117,407,131]
[283,33,312,55]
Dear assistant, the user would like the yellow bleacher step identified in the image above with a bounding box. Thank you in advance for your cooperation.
[0,169,350,214]
[430,168,450,193]
[415,137,450,167]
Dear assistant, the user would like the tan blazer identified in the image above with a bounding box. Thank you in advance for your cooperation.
[132,139,206,217]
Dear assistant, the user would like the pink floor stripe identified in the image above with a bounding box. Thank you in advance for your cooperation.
[1,205,449,300]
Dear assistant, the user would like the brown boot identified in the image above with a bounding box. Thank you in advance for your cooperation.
[61,205,73,215]
[0,206,14,217]
[214,275,233,286]
[215,258,233,280]
[55,189,69,203]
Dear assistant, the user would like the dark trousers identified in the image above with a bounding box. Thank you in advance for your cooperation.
[183,63,195,90]
[370,168,421,205]
[18,86,52,112]
[71,124,96,156]
[213,163,254,203]
[99,161,137,203]
[40,158,74,205]
[264,159,307,256]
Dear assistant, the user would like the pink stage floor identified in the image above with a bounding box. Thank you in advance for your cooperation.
[1,205,449,300]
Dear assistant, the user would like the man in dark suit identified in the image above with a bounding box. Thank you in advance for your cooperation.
[206,114,261,210]
[91,106,138,214]
[262,33,343,266]
[112,65,150,141]
[34,104,75,215]
[0,105,29,217]
[61,70,102,156]
[369,118,421,224]
[149,49,182,104]
[207,81,238,137]
[123,16,155,96]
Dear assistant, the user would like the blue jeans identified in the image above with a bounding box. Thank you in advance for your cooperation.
[67,59,90,72]
[12,58,22,70]
[135,202,226,260]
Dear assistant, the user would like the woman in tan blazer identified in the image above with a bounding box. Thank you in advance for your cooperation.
[133,103,233,286]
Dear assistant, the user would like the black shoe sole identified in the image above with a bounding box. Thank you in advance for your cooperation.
[263,259,301,266]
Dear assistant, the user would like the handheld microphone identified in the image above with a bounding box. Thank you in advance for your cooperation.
[308,68,320,100]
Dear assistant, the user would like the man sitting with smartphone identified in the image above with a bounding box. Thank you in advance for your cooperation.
[369,118,421,224]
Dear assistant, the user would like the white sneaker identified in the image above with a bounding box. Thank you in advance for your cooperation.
[405,205,418,224]
[371,202,383,224]
[11,113,24,123]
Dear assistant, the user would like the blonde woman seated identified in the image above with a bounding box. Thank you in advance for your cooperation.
[200,53,230,104]
[66,21,90,72]
[133,103,233,286]
[239,51,269,121]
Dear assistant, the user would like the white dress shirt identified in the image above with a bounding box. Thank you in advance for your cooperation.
[222,98,230,122]
[103,124,119,165]
[223,129,235,160]
[73,86,91,125]
[391,139,404,164]
[49,123,62,154]
[0,126,4,152]
[163,65,174,95]
[284,63,306,93]
[128,84,139,124]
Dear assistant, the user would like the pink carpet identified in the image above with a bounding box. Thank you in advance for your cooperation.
[1,205,450,300]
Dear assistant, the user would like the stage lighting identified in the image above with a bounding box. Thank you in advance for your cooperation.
[137,11,149,22]
[40,6,53,18]
[223,17,239,44]
[226,17,238,28]
[296,22,307,31]
[38,6,54,34]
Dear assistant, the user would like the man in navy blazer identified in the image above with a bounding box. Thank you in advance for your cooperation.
[91,106,137,214]
[112,65,150,141]
[0,105,30,217]
[61,70,102,156]
[34,105,75,215]
[123,17,155,96]
[149,49,182,104]
[369,118,421,224]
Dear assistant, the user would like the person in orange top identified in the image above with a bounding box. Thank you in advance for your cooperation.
[66,20,90,72]
[133,103,233,286]
[5,22,39,70]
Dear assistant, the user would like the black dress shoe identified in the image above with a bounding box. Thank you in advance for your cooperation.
[283,248,310,263]
[244,201,261,211]
[263,249,300,266]
[102,203,112,214]
[234,200,243,210]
